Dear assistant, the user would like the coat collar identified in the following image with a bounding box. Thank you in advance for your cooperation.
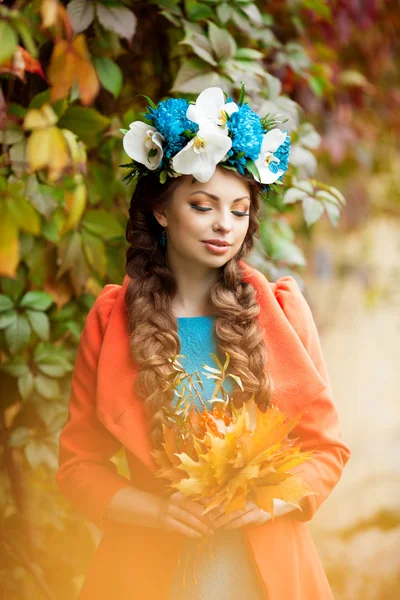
[96,261,326,473]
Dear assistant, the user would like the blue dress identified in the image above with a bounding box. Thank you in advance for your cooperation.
[168,316,266,600]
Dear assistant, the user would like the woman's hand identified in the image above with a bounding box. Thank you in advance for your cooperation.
[156,491,215,539]
[207,499,296,530]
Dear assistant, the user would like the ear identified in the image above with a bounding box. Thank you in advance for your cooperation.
[152,208,168,228]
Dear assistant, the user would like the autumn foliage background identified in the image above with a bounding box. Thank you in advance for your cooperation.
[0,1,399,599]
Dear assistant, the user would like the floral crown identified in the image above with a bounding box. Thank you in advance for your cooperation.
[120,83,290,190]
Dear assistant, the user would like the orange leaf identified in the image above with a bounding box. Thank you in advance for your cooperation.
[48,35,99,105]
[48,40,75,102]
[73,35,100,106]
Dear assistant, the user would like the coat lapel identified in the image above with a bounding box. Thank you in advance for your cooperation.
[95,262,327,474]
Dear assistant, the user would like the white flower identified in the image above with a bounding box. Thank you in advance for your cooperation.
[123,121,164,170]
[171,128,232,183]
[186,87,239,134]
[254,129,288,184]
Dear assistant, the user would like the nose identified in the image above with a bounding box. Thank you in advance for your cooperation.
[212,209,233,233]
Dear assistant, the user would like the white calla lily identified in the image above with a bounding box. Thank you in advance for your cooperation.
[123,121,164,170]
[254,129,287,184]
[186,87,239,134]
[172,128,232,183]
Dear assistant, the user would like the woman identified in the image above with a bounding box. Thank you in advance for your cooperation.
[57,88,351,599]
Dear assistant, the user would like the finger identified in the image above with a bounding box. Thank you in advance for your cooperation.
[223,509,259,530]
[170,492,216,526]
[170,504,214,537]
[210,507,249,529]
[224,509,270,530]
[166,516,204,539]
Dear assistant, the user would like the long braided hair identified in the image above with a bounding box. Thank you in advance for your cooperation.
[125,168,273,450]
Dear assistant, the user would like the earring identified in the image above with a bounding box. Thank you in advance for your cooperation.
[160,227,167,248]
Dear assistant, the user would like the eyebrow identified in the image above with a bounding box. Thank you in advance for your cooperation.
[189,191,250,203]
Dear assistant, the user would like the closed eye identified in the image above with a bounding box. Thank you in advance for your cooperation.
[190,204,249,217]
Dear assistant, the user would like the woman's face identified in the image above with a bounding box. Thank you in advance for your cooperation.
[154,166,251,270]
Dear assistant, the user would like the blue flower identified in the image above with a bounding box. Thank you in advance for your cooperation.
[223,103,264,171]
[146,98,199,159]
[274,132,291,181]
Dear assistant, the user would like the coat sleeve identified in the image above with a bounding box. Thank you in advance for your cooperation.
[56,285,132,530]
[274,275,351,522]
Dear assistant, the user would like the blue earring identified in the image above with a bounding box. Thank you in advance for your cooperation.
[160,228,167,248]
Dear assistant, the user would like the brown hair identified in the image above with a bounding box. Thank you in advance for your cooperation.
[125,168,273,450]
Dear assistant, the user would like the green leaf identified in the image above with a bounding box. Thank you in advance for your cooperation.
[26,310,50,341]
[208,22,237,60]
[302,196,325,226]
[34,375,60,400]
[184,0,214,20]
[0,294,14,312]
[6,194,41,235]
[136,94,157,110]
[82,230,107,276]
[234,48,264,61]
[1,356,29,378]
[82,210,124,240]
[96,4,137,40]
[245,159,261,183]
[18,371,34,401]
[20,291,53,311]
[179,35,217,66]
[58,107,110,147]
[216,3,232,24]
[66,0,95,34]
[36,355,72,378]
[0,266,26,302]
[94,56,123,98]
[0,310,17,330]
[0,22,18,64]
[5,314,31,354]
[159,170,168,184]
[14,18,38,57]
[25,439,58,470]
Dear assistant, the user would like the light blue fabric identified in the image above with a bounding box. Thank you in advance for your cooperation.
[168,316,266,600]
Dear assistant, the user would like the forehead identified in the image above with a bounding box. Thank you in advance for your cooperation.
[176,169,250,200]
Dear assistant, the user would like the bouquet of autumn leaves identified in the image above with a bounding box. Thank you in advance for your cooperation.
[152,352,316,519]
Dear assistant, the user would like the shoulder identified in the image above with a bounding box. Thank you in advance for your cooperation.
[241,262,317,349]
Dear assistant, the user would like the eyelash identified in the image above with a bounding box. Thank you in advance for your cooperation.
[189,204,250,217]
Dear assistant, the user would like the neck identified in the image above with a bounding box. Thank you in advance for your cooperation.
[167,253,219,317]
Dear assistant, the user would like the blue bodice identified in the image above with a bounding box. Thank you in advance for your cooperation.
[168,316,266,600]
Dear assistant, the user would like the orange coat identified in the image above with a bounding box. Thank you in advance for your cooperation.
[57,261,351,600]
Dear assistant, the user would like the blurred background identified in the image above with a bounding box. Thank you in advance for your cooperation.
[0,1,399,598]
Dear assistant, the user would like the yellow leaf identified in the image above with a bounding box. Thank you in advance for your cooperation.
[27,127,68,181]
[41,0,59,28]
[252,475,316,516]
[0,218,19,277]
[24,103,58,130]
[64,183,86,231]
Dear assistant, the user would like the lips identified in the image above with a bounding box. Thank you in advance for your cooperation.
[202,240,231,247]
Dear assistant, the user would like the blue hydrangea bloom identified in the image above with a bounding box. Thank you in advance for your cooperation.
[274,132,291,181]
[223,103,264,171]
[146,98,198,159]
